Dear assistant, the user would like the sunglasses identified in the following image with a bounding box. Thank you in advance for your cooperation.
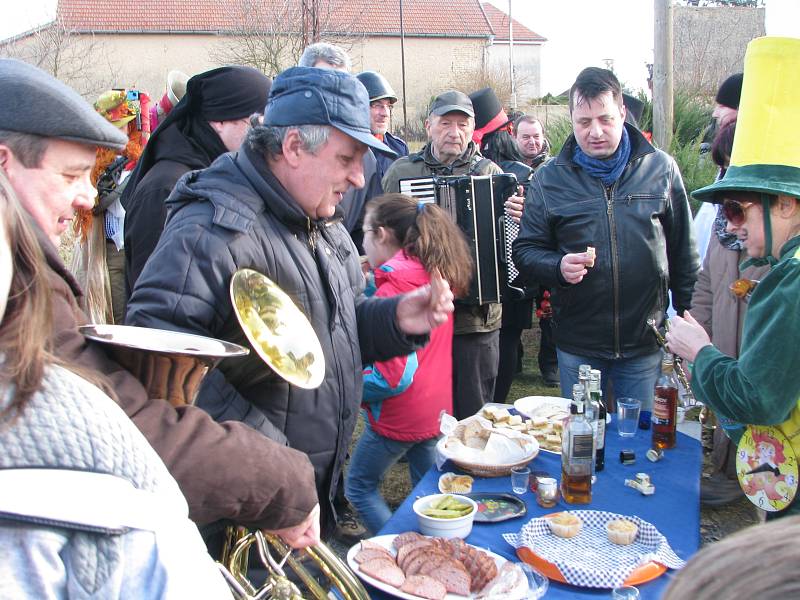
[722,199,756,226]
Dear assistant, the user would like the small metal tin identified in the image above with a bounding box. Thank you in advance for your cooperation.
[619,449,636,465]
[646,447,664,462]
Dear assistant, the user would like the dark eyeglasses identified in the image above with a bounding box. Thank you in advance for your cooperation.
[722,199,755,226]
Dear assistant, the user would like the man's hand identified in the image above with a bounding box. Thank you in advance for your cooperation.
[665,311,712,364]
[396,269,454,335]
[559,252,593,284]
[262,504,321,549]
[504,185,525,223]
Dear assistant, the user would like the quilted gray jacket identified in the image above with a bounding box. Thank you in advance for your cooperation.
[0,364,228,598]
[126,146,424,532]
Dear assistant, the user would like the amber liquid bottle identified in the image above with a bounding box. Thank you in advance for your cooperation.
[561,388,593,504]
[652,354,679,449]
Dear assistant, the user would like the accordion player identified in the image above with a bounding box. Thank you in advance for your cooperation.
[399,173,524,305]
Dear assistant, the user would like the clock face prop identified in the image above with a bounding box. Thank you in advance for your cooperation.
[737,426,798,512]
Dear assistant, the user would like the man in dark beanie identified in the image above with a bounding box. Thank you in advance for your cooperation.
[122,65,271,294]
[713,72,743,130]
[126,66,454,538]
[0,58,321,552]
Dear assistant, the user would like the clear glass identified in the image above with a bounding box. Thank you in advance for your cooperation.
[535,477,560,507]
[521,563,549,599]
[510,466,531,495]
[617,398,641,437]
[611,585,640,599]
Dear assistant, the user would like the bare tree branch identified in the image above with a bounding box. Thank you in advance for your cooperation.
[0,17,117,98]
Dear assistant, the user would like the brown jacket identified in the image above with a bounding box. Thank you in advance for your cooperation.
[42,230,317,530]
[691,234,770,358]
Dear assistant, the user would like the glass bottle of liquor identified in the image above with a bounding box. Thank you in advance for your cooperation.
[578,364,593,420]
[589,369,607,472]
[652,353,679,449]
[561,386,593,504]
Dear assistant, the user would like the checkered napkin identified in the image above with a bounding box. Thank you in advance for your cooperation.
[503,510,686,588]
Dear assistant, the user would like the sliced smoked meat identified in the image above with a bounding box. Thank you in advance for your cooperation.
[400,574,448,600]
[359,557,405,588]
[354,547,394,564]
[392,531,425,551]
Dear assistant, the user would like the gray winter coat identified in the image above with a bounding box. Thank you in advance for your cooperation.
[126,146,424,531]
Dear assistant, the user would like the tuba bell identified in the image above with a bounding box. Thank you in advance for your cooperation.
[81,271,368,600]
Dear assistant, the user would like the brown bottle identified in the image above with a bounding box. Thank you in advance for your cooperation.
[652,354,679,449]
[561,386,593,504]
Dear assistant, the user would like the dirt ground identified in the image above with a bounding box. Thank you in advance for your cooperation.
[330,326,760,559]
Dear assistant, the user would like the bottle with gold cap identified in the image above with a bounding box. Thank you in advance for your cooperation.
[652,354,679,449]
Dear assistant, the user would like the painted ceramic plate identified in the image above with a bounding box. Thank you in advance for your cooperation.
[461,492,527,523]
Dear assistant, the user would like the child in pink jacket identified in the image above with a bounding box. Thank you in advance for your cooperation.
[345,193,473,534]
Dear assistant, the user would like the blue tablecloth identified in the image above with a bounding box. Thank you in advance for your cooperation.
[369,421,701,599]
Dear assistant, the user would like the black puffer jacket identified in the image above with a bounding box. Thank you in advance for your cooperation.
[512,124,699,359]
[126,146,423,531]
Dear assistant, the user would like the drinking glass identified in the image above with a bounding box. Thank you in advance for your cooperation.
[510,466,531,495]
[535,477,559,508]
[616,398,641,438]
[611,585,640,599]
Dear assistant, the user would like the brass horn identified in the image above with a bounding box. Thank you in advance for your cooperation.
[81,274,367,600]
[79,323,249,406]
[229,268,325,389]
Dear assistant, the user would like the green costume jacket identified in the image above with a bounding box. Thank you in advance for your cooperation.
[692,235,800,517]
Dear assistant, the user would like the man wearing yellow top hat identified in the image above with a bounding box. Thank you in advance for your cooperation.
[666,36,800,519]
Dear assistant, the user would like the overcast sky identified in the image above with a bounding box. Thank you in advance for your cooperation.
[3,1,798,95]
[487,0,800,95]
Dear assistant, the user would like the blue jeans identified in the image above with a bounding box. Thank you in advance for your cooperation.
[345,416,439,535]
[557,348,662,411]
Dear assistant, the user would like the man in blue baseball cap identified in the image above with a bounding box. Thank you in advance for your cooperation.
[126,66,455,538]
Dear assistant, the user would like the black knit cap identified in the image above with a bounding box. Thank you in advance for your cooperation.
[715,73,744,110]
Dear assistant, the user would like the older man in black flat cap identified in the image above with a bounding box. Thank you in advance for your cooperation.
[121,66,271,295]
[126,66,455,537]
[0,58,322,551]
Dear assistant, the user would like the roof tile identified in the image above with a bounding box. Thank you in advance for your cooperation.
[480,2,546,42]
[57,0,498,37]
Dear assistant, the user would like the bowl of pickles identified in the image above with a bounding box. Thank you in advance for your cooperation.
[412,493,478,539]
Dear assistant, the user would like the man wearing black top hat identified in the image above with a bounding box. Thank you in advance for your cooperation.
[126,67,455,537]
[121,66,272,296]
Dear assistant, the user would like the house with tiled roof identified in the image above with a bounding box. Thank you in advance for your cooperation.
[3,0,545,123]
[481,2,546,105]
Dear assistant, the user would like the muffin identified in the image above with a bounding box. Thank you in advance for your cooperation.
[438,472,474,493]
[606,519,639,545]
[546,512,582,538]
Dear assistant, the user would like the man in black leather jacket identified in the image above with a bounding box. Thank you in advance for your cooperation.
[513,68,699,419]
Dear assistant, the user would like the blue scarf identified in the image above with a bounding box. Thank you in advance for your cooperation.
[572,127,631,186]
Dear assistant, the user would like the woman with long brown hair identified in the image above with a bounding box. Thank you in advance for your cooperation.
[0,170,231,598]
[345,193,473,535]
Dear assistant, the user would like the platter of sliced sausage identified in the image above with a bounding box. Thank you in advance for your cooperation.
[346,532,530,600]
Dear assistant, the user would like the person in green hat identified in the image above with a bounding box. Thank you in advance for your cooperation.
[666,36,800,519]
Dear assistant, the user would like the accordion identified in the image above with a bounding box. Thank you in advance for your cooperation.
[399,174,523,305]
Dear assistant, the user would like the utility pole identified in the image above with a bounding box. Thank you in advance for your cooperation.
[653,0,673,150]
[508,0,516,109]
[399,0,408,134]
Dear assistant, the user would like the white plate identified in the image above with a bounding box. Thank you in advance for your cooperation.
[514,396,610,455]
[515,396,612,425]
[347,534,527,600]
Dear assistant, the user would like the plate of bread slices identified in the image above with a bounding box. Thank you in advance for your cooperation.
[513,396,610,454]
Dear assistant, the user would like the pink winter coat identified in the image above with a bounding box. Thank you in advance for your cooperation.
[362,250,453,441]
